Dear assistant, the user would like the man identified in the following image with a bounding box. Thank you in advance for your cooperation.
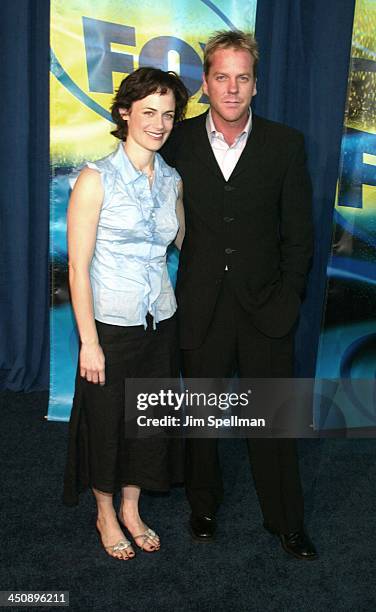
[162,30,317,560]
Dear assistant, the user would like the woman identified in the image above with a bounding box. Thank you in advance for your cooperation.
[63,68,189,560]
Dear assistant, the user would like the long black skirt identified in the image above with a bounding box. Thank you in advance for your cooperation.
[63,314,183,506]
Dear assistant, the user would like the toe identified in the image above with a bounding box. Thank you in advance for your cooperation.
[144,538,158,552]
[107,547,122,560]
[124,547,135,559]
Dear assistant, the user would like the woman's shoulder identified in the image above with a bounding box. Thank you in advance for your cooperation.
[86,146,120,175]
[155,153,181,183]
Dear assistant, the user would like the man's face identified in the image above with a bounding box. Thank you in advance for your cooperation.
[202,47,257,127]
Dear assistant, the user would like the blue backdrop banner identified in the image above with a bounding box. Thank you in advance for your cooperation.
[314,0,376,431]
[48,0,258,420]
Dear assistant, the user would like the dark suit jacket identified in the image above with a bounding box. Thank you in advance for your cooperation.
[161,112,313,350]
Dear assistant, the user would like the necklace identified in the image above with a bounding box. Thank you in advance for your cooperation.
[143,168,154,186]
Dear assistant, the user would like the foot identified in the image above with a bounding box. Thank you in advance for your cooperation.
[96,515,135,560]
[118,508,160,553]
[189,514,216,542]
[264,524,318,560]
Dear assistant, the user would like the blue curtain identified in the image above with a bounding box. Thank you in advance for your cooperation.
[254,0,356,376]
[0,0,50,391]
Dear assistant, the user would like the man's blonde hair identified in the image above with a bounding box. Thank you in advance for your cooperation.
[203,30,259,76]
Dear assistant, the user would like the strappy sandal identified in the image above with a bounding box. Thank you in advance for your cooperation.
[133,527,160,552]
[96,524,135,560]
[103,538,135,560]
[118,514,160,553]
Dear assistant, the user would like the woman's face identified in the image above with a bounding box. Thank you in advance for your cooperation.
[119,89,176,152]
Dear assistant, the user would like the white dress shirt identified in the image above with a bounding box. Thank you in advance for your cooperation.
[206,109,252,181]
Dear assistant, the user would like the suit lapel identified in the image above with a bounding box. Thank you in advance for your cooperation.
[229,114,266,182]
[190,113,267,183]
[191,112,224,181]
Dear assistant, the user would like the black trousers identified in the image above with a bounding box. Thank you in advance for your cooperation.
[181,275,304,534]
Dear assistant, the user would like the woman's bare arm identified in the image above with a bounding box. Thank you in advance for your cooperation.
[67,167,105,384]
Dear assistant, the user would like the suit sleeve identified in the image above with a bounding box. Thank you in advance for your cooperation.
[279,133,313,297]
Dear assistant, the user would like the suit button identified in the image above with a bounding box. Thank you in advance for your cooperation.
[225,248,236,254]
[224,217,234,223]
[224,184,235,191]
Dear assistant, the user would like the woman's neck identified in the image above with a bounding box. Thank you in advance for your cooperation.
[123,138,155,175]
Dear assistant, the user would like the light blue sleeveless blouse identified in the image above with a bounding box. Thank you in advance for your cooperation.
[88,143,180,328]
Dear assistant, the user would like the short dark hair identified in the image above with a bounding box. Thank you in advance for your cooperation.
[204,30,259,77]
[111,67,189,141]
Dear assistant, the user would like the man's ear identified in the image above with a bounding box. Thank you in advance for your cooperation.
[202,72,209,97]
[252,78,257,97]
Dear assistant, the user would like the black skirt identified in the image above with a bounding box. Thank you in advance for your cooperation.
[63,314,183,506]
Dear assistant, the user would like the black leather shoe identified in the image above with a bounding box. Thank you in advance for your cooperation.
[189,514,216,542]
[264,525,318,560]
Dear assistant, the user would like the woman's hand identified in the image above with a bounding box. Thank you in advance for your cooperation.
[79,342,106,385]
